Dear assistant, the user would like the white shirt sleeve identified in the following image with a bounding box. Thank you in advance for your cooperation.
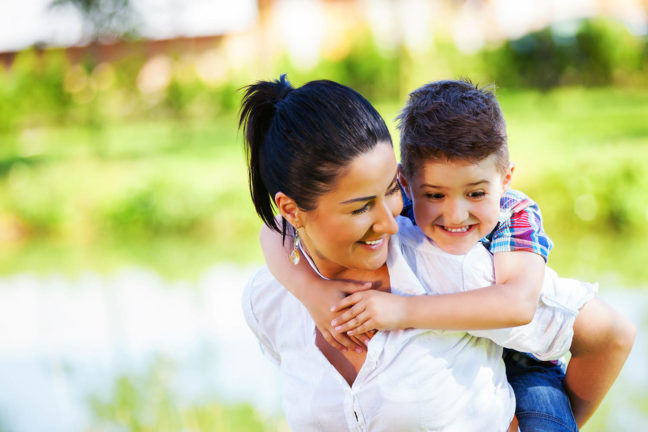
[460,246,590,360]
[241,268,281,367]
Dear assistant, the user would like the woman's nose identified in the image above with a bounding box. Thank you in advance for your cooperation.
[373,200,399,235]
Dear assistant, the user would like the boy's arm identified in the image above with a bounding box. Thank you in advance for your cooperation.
[334,191,548,333]
[259,224,370,352]
[332,250,545,334]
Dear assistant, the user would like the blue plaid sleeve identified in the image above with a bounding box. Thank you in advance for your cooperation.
[482,190,553,262]
[400,183,416,223]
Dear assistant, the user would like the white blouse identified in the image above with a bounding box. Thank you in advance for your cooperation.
[396,217,597,361]
[242,219,516,432]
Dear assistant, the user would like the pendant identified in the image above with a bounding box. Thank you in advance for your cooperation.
[290,248,300,265]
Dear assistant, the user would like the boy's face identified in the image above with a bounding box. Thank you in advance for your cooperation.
[400,154,512,255]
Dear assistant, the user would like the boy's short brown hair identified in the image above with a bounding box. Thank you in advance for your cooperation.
[398,79,509,178]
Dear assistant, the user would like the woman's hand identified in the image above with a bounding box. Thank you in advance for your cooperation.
[330,290,408,335]
[304,279,373,352]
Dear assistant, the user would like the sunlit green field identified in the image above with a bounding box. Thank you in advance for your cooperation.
[1,87,647,285]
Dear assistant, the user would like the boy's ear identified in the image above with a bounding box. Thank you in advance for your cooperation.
[501,162,515,192]
[397,164,413,200]
[275,192,303,228]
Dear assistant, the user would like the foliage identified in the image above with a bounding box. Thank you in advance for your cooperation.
[0,17,645,135]
[89,357,275,432]
[318,31,405,102]
[484,18,647,89]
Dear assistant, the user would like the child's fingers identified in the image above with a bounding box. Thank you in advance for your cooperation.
[331,300,365,327]
[347,320,375,336]
[334,311,370,334]
[330,293,361,313]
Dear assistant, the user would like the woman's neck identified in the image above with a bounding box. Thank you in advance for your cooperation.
[300,242,390,291]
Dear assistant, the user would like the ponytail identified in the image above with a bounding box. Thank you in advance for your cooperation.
[239,74,293,233]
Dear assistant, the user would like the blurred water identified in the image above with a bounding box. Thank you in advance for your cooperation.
[0,266,282,432]
[0,267,645,431]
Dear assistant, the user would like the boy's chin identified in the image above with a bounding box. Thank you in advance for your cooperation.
[441,244,474,255]
[430,237,475,255]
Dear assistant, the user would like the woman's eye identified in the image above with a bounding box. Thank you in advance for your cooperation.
[388,183,401,195]
[352,204,370,215]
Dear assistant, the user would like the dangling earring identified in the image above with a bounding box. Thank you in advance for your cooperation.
[289,230,301,265]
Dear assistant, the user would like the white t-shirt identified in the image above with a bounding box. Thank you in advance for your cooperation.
[396,217,597,360]
[242,225,516,432]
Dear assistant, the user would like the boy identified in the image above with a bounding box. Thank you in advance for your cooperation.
[260,80,635,429]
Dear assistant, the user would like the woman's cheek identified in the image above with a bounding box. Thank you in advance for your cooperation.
[390,193,404,216]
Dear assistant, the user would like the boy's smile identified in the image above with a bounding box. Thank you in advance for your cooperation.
[400,155,512,255]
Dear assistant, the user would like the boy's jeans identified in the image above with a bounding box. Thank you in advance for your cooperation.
[504,349,578,432]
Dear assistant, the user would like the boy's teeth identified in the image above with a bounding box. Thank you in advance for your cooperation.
[444,226,470,233]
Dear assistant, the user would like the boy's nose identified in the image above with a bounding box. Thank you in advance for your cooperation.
[445,201,469,225]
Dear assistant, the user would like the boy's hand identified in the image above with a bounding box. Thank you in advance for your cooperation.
[330,290,407,335]
[305,279,373,352]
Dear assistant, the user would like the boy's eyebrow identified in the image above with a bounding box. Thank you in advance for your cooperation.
[421,179,490,188]
[466,179,490,187]
[339,173,399,204]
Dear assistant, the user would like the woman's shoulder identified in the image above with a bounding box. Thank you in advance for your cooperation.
[242,267,309,343]
[243,267,295,318]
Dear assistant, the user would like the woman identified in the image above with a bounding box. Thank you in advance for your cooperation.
[240,75,517,431]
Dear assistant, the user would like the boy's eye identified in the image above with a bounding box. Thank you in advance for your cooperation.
[467,191,486,199]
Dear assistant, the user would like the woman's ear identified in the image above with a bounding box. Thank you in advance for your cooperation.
[275,192,302,228]
[397,164,413,200]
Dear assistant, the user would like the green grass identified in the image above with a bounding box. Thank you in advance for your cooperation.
[1,87,647,284]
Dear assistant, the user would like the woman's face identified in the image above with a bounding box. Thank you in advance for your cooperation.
[297,142,403,279]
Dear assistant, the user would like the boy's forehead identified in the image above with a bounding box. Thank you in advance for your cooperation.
[412,156,501,183]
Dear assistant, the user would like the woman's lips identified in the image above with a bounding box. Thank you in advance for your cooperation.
[357,237,386,250]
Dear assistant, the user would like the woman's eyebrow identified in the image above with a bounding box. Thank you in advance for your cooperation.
[339,173,398,205]
[340,195,375,204]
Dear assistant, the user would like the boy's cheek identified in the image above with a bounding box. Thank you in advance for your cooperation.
[412,208,438,239]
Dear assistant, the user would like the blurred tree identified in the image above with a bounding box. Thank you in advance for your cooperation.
[49,0,140,43]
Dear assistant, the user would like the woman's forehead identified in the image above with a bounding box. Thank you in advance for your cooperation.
[327,144,397,202]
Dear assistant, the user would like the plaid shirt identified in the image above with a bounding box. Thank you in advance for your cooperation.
[480,189,553,262]
[400,187,553,262]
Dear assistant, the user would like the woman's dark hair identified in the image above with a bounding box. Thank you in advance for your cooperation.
[239,74,391,236]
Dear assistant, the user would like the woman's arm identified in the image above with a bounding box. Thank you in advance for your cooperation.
[260,224,371,352]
